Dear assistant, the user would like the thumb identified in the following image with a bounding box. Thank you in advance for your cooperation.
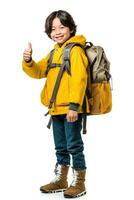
[28,42,32,51]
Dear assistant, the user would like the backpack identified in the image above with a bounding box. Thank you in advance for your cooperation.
[45,42,112,134]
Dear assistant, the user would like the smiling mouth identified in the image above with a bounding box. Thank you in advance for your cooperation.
[55,35,64,40]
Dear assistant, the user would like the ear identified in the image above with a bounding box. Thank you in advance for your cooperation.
[70,30,74,33]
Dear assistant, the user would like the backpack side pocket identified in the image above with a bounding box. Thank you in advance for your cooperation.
[89,81,112,114]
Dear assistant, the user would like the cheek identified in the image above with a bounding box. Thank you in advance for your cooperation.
[63,30,71,37]
[66,31,71,38]
[50,32,54,40]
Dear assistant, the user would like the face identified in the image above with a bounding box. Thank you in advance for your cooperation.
[50,17,72,45]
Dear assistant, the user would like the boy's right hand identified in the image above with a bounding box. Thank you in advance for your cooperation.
[23,42,32,62]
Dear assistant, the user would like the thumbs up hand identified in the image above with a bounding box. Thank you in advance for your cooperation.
[23,42,32,62]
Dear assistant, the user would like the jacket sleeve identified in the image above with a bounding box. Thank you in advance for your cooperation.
[69,46,88,106]
[22,53,50,79]
[69,102,80,111]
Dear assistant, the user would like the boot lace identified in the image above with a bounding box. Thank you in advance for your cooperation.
[51,164,62,183]
[70,170,78,186]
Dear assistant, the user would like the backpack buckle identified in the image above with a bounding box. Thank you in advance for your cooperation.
[63,56,69,61]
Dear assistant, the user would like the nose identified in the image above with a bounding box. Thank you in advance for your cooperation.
[55,32,61,36]
[55,29,61,35]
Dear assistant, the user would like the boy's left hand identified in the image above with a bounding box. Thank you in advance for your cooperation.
[66,110,78,122]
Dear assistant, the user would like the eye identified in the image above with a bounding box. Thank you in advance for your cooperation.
[60,26,65,29]
[51,27,55,31]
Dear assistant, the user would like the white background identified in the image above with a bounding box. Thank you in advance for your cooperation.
[0,0,134,200]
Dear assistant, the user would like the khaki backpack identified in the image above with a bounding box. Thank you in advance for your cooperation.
[45,42,112,133]
[84,42,112,114]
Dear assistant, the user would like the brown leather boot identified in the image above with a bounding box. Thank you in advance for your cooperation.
[40,164,69,193]
[64,169,86,198]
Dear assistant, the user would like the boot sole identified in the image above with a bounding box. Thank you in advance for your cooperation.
[40,188,67,193]
[64,191,86,198]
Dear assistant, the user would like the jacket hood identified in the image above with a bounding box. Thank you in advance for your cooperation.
[54,35,86,50]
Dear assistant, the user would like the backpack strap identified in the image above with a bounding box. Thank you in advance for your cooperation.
[62,43,84,74]
[45,61,66,127]
[62,43,79,74]
[46,43,83,75]
[45,49,62,75]
[46,44,75,110]
[63,43,88,134]
[48,63,66,110]
[48,49,55,67]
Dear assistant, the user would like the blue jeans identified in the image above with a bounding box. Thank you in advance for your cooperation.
[52,114,86,170]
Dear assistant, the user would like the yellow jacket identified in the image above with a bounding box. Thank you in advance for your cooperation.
[22,35,90,115]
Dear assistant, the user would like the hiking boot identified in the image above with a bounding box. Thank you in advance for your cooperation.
[64,169,86,198]
[40,164,69,193]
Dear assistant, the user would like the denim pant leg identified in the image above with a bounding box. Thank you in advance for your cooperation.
[52,115,70,166]
[64,114,86,170]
